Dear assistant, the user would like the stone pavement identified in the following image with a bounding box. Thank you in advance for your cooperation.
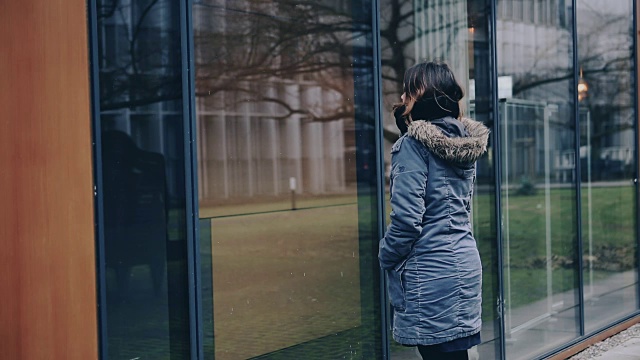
[571,324,640,360]
[391,335,640,360]
[593,337,640,360]
[587,335,640,360]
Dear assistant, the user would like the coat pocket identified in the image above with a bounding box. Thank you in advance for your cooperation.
[386,260,408,311]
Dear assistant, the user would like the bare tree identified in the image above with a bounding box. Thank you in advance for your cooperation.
[193,0,372,123]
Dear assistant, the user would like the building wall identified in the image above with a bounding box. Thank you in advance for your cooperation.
[0,1,98,359]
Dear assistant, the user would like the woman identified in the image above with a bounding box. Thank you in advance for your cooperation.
[379,61,489,360]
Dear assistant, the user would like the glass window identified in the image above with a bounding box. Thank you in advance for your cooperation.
[537,0,546,25]
[577,0,639,333]
[497,0,580,358]
[526,1,535,23]
[379,0,500,358]
[513,0,523,22]
[505,0,513,19]
[558,0,568,28]
[95,0,191,358]
[193,0,383,358]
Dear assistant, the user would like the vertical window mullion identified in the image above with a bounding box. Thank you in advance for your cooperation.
[87,0,109,358]
[572,0,586,337]
[634,0,640,312]
[489,0,507,358]
[180,0,201,358]
[371,0,391,357]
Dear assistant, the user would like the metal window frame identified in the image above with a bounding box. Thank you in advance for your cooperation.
[572,0,587,337]
[488,0,640,359]
[86,1,108,359]
[180,1,202,359]
[489,0,508,358]
[371,0,391,358]
[634,0,640,313]
[87,0,202,358]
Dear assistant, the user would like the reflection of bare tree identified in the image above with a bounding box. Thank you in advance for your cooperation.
[193,0,376,199]
[379,0,475,143]
[578,6,634,180]
[96,0,421,123]
[98,0,184,111]
[379,0,414,95]
[496,1,634,181]
[501,8,632,102]
[194,0,366,122]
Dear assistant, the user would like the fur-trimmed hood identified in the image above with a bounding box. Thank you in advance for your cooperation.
[407,117,490,164]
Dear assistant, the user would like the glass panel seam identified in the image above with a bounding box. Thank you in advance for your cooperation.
[572,0,586,337]
[634,0,640,311]
[371,0,390,358]
[489,0,507,358]
[87,0,108,358]
[181,0,201,358]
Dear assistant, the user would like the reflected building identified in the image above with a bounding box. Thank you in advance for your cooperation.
[496,0,574,185]
[496,0,635,183]
[193,1,355,202]
[195,85,348,200]
[414,0,470,102]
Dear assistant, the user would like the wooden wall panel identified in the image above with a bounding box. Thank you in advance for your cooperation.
[0,0,98,359]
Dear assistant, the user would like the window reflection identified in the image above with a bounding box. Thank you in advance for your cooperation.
[577,0,638,333]
[496,0,580,358]
[379,1,499,359]
[95,0,191,358]
[194,0,381,358]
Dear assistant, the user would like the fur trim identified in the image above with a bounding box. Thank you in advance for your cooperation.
[407,117,490,164]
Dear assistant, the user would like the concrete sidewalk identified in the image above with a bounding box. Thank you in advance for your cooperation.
[593,337,640,360]
[571,324,640,360]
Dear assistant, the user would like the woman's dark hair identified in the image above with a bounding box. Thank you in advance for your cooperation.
[393,61,464,130]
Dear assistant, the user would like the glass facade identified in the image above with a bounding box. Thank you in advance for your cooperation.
[88,0,640,359]
[378,0,501,358]
[577,0,639,333]
[192,0,382,358]
[91,0,193,358]
[497,0,580,357]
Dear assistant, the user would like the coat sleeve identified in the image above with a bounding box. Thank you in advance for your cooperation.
[378,139,428,270]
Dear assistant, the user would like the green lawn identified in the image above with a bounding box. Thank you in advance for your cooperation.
[473,185,636,311]
[202,203,363,359]
[191,184,636,358]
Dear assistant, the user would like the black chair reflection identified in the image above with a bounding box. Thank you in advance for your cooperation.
[102,131,167,298]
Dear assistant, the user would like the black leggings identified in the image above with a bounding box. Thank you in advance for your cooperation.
[417,346,468,360]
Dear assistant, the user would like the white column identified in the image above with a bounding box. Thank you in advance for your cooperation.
[413,0,469,102]
[258,83,280,195]
[322,88,346,192]
[196,98,207,200]
[302,85,324,194]
[205,114,229,199]
[236,86,254,197]
[280,83,303,194]
[302,121,324,194]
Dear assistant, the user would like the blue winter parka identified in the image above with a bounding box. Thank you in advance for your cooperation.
[379,116,490,346]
